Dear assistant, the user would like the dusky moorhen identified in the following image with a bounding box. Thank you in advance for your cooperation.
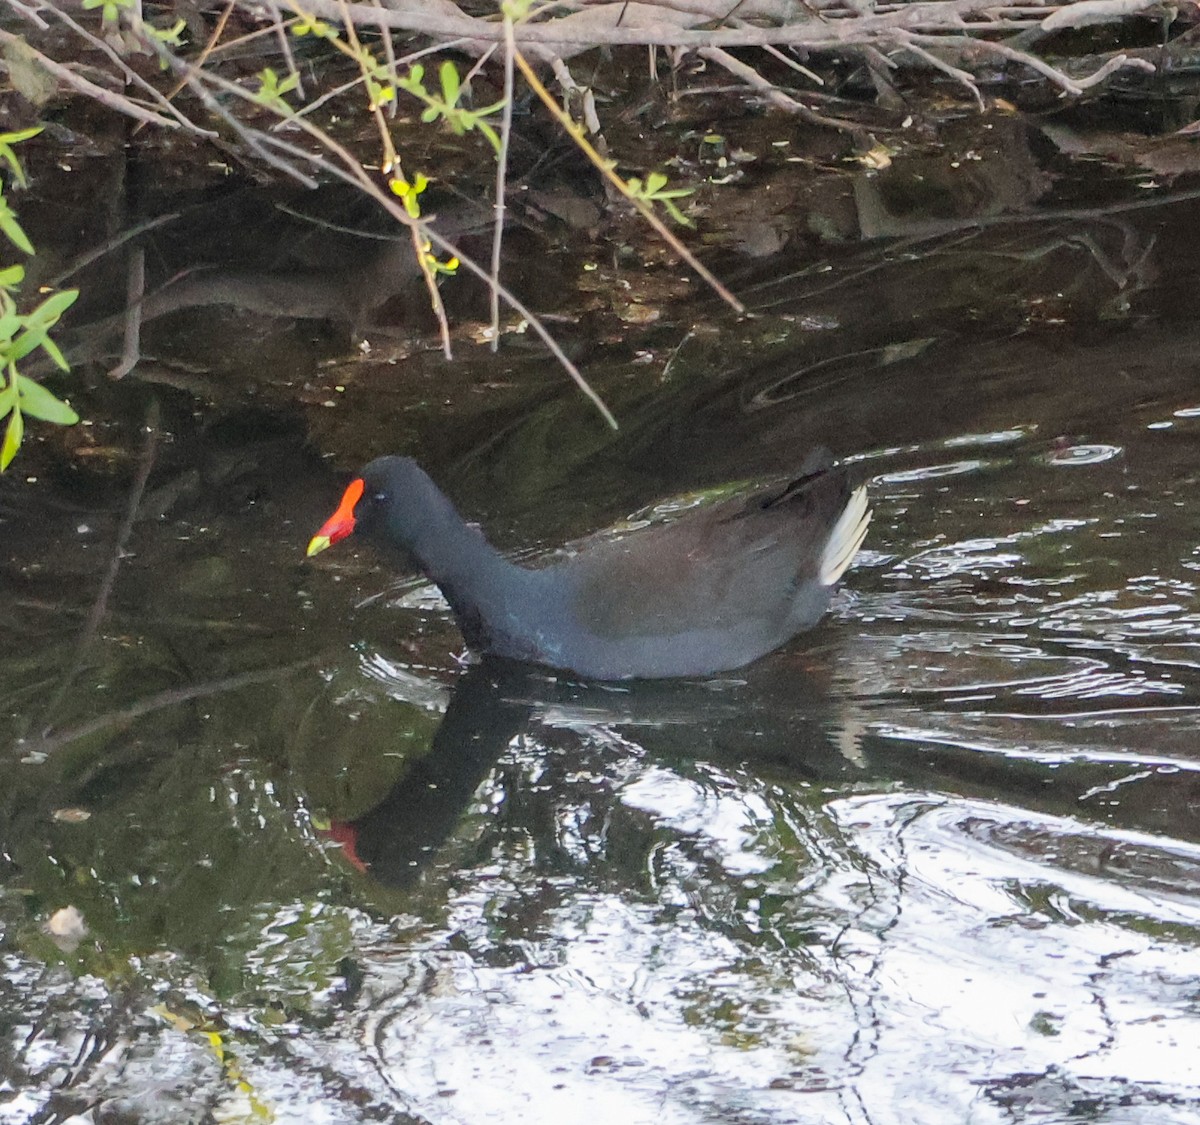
[307,454,870,679]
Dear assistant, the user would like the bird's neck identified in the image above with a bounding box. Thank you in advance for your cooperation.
[386,489,529,644]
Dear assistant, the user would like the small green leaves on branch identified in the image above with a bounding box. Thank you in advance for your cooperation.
[0,364,81,472]
[364,58,395,113]
[0,131,80,471]
[253,69,300,115]
[397,63,505,155]
[4,288,78,370]
[0,195,34,255]
[0,127,42,188]
[420,237,460,277]
[389,171,428,219]
[0,289,81,470]
[145,19,188,49]
[625,172,695,227]
[80,0,135,27]
[291,14,336,39]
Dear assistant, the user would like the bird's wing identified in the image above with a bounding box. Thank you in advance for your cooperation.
[562,466,861,639]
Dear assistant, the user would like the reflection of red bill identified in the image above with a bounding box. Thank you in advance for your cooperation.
[321,821,367,873]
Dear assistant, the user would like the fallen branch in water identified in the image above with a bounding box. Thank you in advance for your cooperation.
[20,655,322,760]
[35,398,161,735]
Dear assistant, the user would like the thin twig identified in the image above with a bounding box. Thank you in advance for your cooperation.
[5,0,48,28]
[174,57,620,427]
[316,0,456,358]
[30,7,215,135]
[700,45,862,135]
[1067,51,1154,89]
[46,212,179,289]
[755,40,826,86]
[514,46,745,314]
[286,71,366,122]
[905,31,1153,94]
[273,1,307,98]
[393,36,475,68]
[149,0,237,129]
[0,28,181,131]
[36,398,161,736]
[108,246,146,381]
[204,18,290,57]
[892,33,984,109]
[285,36,479,121]
[463,43,499,87]
[163,52,323,186]
[489,14,517,352]
[21,657,322,759]
[369,0,398,116]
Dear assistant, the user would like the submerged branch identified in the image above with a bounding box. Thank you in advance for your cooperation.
[20,656,322,759]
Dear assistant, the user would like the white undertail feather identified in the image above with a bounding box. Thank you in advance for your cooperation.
[818,484,871,586]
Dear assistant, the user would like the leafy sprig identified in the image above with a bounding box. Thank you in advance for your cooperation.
[625,172,695,227]
[396,63,504,155]
[0,129,80,471]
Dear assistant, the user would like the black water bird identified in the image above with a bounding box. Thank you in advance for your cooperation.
[307,453,870,680]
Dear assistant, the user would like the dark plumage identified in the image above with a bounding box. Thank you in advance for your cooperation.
[308,454,870,680]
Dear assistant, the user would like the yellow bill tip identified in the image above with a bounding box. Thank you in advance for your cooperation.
[306,534,332,558]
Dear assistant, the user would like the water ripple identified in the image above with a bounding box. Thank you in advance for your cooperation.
[1040,443,1123,466]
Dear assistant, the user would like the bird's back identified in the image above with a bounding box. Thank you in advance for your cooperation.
[512,463,867,678]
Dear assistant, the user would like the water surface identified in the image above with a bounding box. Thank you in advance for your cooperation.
[3,131,1200,1124]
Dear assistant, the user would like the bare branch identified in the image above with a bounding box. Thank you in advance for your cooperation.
[0,27,183,130]
[891,32,984,110]
[905,32,1153,95]
[46,212,180,289]
[108,245,145,381]
[490,14,517,352]
[172,55,620,428]
[1042,0,1159,30]
[272,2,306,98]
[5,0,48,29]
[513,46,746,313]
[699,46,861,132]
[29,6,217,135]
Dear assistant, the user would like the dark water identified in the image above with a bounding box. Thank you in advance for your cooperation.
[4,133,1200,1123]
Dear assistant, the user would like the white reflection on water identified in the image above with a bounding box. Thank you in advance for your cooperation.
[352,782,1200,1125]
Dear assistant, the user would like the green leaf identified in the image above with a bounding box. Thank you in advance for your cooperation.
[26,287,78,327]
[7,287,77,367]
[253,68,299,114]
[475,120,501,155]
[9,327,45,362]
[1,405,22,471]
[147,18,187,47]
[38,334,68,371]
[0,197,34,255]
[0,264,24,290]
[0,126,42,187]
[0,127,43,147]
[439,61,460,105]
[16,375,77,423]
